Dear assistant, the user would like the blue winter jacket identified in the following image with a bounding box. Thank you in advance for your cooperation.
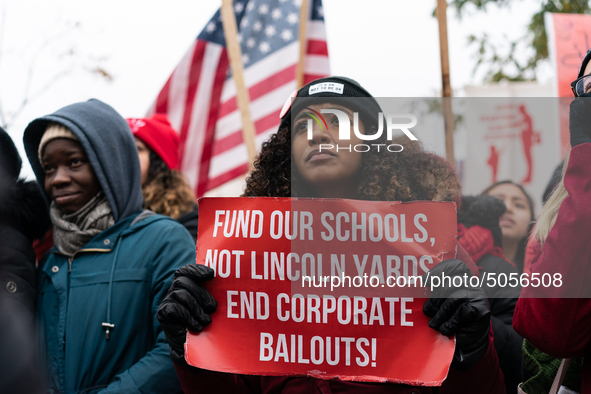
[23,99,194,393]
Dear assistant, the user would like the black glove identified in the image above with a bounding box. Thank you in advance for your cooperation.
[157,264,218,364]
[569,95,591,147]
[422,259,491,370]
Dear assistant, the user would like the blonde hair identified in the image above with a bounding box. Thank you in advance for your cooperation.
[533,150,570,245]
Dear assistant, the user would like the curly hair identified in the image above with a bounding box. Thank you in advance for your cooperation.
[142,151,196,219]
[243,117,461,203]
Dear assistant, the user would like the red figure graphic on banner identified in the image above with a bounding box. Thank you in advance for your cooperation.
[487,145,500,184]
[517,105,541,184]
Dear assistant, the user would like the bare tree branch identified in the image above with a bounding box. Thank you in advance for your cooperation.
[450,0,591,82]
[0,11,112,129]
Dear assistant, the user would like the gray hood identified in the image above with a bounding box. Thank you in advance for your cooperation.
[23,99,142,222]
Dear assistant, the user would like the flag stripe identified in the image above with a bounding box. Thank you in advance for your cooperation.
[177,40,208,160]
[218,64,296,119]
[220,41,299,103]
[307,20,327,40]
[215,81,295,142]
[167,40,198,131]
[207,165,249,191]
[304,55,330,74]
[196,49,229,196]
[179,43,224,193]
[208,126,276,180]
[306,39,328,56]
[212,109,281,156]
[155,77,171,114]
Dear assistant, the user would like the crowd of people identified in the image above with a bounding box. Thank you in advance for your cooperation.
[1,47,590,394]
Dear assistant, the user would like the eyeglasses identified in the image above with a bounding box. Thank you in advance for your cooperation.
[571,74,591,97]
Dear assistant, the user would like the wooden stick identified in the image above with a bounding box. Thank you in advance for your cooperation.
[296,0,309,89]
[221,0,258,171]
[436,0,456,168]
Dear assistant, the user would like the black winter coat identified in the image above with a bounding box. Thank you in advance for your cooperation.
[178,203,199,243]
[458,195,523,394]
[0,180,51,319]
[0,179,50,393]
[479,254,523,394]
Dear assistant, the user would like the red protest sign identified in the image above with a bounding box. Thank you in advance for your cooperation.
[548,13,591,99]
[186,197,457,385]
[546,13,591,155]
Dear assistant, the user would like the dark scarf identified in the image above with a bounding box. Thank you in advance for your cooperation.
[50,192,115,256]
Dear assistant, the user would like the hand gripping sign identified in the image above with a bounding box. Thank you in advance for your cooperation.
[186,197,458,385]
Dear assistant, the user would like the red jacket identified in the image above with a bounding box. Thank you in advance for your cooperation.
[513,143,591,393]
[174,244,505,393]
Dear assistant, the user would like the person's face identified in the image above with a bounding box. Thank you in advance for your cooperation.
[291,103,364,193]
[135,137,151,186]
[487,183,532,242]
[42,138,101,214]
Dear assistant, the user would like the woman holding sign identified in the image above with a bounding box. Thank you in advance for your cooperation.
[158,77,505,393]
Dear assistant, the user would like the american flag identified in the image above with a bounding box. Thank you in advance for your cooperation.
[149,0,330,197]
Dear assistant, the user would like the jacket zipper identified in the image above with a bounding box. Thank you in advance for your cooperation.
[63,248,112,273]
[52,247,112,389]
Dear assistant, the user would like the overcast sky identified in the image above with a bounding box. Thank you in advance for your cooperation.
[2,0,544,179]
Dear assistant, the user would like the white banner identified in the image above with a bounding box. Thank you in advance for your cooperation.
[462,85,561,213]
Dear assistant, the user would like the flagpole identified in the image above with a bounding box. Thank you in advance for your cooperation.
[221,0,258,171]
[435,0,456,168]
[296,0,309,89]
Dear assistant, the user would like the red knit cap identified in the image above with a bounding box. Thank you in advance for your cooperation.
[127,114,180,170]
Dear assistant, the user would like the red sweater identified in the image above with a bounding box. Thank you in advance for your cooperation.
[513,143,591,392]
[174,244,505,393]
